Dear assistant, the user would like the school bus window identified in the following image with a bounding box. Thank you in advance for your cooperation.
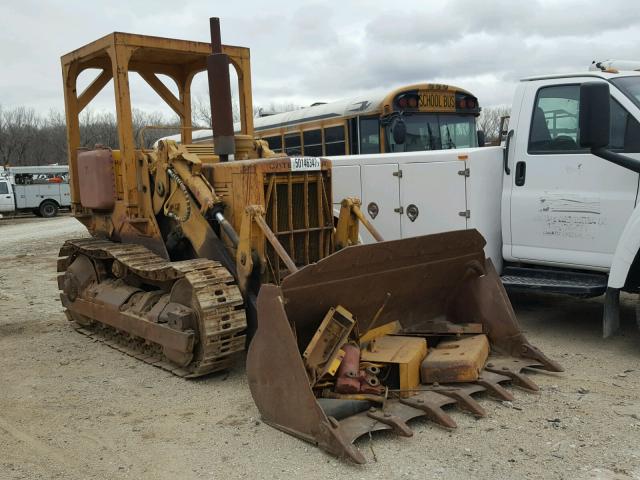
[349,118,359,154]
[264,135,282,152]
[359,117,380,154]
[439,118,475,149]
[324,125,344,143]
[324,125,345,156]
[284,133,302,155]
[303,129,322,156]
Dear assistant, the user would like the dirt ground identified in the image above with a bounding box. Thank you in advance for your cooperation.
[1,216,639,480]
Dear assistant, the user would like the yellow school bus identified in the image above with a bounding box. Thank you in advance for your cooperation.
[248,83,481,155]
[170,83,482,155]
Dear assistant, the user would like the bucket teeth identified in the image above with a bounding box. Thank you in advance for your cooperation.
[399,396,458,429]
[431,387,488,417]
[366,409,413,437]
[329,362,549,459]
[520,343,564,372]
[486,365,540,392]
[474,372,515,401]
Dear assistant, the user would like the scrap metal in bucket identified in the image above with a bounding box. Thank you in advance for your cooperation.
[247,229,562,463]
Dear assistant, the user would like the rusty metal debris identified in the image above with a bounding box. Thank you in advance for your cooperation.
[421,334,489,384]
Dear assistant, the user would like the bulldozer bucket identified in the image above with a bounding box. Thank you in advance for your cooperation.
[247,229,562,463]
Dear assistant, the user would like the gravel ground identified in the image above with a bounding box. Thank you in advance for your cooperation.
[1,216,639,480]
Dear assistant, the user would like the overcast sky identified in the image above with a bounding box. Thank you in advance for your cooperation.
[2,0,639,118]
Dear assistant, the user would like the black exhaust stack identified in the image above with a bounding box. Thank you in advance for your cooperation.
[207,17,235,161]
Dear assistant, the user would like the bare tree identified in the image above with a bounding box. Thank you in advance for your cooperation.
[132,109,179,148]
[0,96,307,167]
[192,94,244,127]
[478,106,511,144]
[40,110,69,164]
[192,94,303,127]
[0,104,180,166]
[0,106,40,166]
[192,95,213,127]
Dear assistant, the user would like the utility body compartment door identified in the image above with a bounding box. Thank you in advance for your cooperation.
[331,165,362,208]
[506,78,640,269]
[400,161,466,237]
[360,163,401,242]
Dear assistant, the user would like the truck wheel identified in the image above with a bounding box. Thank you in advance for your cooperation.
[39,201,58,218]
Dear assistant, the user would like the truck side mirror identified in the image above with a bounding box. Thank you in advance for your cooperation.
[392,118,406,145]
[579,82,610,149]
[477,130,485,147]
[579,81,640,174]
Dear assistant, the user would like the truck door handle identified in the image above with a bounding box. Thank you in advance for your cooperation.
[515,161,526,186]
[503,130,514,175]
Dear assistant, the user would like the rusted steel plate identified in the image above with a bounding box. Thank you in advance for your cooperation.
[281,230,486,350]
[64,295,195,353]
[247,285,366,464]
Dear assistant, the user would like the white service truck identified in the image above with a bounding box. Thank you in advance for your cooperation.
[332,68,640,337]
[0,165,70,217]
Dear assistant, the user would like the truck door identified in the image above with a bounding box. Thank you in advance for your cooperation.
[0,180,14,212]
[361,163,401,242]
[400,161,467,237]
[508,80,640,268]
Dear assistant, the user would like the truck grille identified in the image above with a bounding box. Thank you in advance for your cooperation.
[263,171,334,283]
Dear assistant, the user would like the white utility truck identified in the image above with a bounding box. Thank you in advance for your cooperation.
[332,67,640,337]
[0,165,70,217]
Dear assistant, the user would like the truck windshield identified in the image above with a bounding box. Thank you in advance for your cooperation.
[386,114,477,152]
[611,77,640,110]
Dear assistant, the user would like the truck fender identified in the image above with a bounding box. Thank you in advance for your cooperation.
[600,207,640,338]
[608,206,640,289]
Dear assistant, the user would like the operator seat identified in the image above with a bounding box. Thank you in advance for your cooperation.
[529,107,552,151]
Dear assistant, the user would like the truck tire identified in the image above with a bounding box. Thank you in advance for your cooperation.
[39,201,58,218]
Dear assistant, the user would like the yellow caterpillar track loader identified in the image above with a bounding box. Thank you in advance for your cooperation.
[58,18,562,462]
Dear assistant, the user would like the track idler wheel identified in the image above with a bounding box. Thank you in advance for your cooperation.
[61,255,97,327]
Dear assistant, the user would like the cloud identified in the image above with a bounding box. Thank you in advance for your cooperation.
[1,0,638,118]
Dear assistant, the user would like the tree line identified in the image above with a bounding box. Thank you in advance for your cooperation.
[478,106,511,145]
[0,96,298,167]
[0,106,182,167]
[0,100,509,167]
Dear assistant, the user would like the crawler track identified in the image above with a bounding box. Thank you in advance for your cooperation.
[57,238,246,377]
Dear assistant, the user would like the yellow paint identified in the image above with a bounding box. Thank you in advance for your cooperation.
[417,90,456,113]
[361,335,427,397]
[359,321,400,344]
[326,349,345,376]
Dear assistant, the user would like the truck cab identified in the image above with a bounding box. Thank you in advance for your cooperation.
[500,71,640,335]
[502,71,640,270]
[0,176,14,213]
